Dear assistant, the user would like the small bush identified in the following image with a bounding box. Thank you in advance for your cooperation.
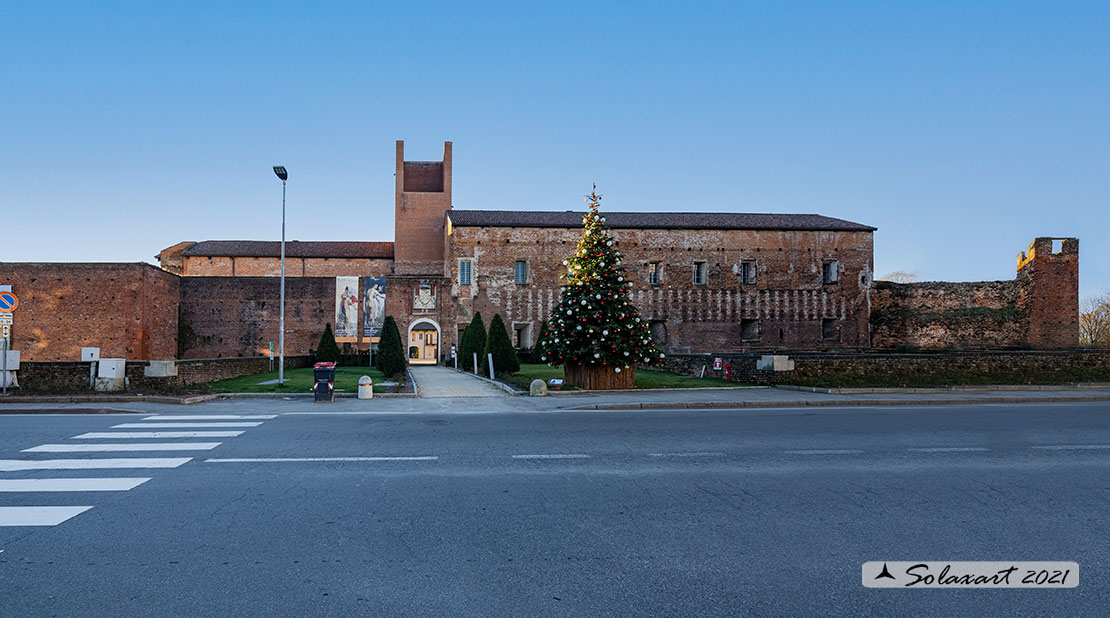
[459,313,486,372]
[377,316,407,377]
[315,323,341,363]
[484,313,520,376]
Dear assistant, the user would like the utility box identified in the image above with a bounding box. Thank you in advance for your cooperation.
[756,355,795,372]
[2,350,19,370]
[81,347,101,362]
[144,361,178,378]
[313,362,336,403]
[95,358,126,392]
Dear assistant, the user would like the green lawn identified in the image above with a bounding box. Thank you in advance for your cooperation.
[208,366,394,394]
[507,363,749,390]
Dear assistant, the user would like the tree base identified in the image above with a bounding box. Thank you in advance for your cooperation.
[564,362,635,390]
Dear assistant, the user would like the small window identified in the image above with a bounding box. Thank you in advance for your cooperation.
[514,260,528,284]
[741,319,760,342]
[740,261,756,285]
[459,260,472,285]
[693,262,707,285]
[648,262,663,285]
[822,260,839,284]
[822,318,839,340]
[512,323,532,348]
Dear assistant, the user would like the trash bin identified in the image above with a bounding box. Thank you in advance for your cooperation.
[313,362,336,403]
[358,375,373,399]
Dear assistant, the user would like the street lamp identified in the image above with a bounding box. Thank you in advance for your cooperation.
[273,166,288,385]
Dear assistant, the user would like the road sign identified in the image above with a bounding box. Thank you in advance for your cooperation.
[1,325,8,338]
[0,292,16,312]
[0,314,11,325]
[713,357,723,370]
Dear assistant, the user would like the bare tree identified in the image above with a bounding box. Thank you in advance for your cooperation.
[879,271,919,283]
[1080,291,1110,346]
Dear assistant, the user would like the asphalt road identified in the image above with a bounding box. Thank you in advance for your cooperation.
[0,402,1108,617]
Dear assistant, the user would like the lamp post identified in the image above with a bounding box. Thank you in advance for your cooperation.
[273,166,288,385]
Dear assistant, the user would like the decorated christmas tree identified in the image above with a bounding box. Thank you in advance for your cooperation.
[536,186,663,389]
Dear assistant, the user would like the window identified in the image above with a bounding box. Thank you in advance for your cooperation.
[459,260,472,285]
[648,262,663,285]
[822,260,839,284]
[693,262,707,285]
[740,260,756,285]
[822,318,839,340]
[741,319,760,342]
[514,260,528,284]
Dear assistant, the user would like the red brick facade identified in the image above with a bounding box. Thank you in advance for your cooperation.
[0,263,178,362]
[1,142,1082,363]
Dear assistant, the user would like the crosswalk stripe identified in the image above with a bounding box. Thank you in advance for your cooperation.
[23,443,222,453]
[112,422,262,429]
[0,458,192,470]
[0,506,92,526]
[142,415,277,420]
[206,457,438,463]
[0,478,151,492]
[73,431,244,439]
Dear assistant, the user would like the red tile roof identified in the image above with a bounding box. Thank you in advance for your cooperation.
[448,210,875,231]
[181,241,394,259]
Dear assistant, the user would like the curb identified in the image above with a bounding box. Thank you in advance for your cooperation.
[0,394,218,405]
[216,392,417,399]
[567,395,1110,410]
[776,383,1110,395]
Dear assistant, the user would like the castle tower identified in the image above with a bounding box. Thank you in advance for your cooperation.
[394,140,452,275]
[1017,237,1079,348]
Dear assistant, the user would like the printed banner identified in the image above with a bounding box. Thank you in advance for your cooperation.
[335,276,359,339]
[362,276,387,339]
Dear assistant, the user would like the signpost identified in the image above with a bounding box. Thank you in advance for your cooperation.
[0,291,14,395]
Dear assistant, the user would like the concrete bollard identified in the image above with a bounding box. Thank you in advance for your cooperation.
[529,379,548,397]
[358,376,373,399]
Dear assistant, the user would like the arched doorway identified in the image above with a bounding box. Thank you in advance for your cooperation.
[407,319,440,365]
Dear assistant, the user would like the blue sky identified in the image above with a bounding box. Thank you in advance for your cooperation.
[2,2,1107,299]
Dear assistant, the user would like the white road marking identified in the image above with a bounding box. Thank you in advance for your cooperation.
[23,443,221,453]
[783,449,864,455]
[112,422,262,428]
[511,454,590,459]
[648,452,726,457]
[73,431,244,439]
[0,478,151,492]
[205,457,438,463]
[0,458,192,471]
[1033,444,1110,451]
[908,447,990,453]
[0,506,92,526]
[142,415,277,420]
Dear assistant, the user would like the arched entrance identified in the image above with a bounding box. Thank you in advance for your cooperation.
[407,319,440,365]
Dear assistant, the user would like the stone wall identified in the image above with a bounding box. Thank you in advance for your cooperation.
[15,355,316,392]
[871,279,1030,349]
[0,262,180,362]
[654,350,1110,387]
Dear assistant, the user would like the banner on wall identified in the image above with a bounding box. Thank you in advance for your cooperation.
[334,276,359,339]
[362,276,386,339]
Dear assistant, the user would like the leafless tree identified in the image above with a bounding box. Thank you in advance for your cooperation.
[1080,291,1110,346]
[879,271,919,284]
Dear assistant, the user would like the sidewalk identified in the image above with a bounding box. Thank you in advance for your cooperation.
[409,365,508,398]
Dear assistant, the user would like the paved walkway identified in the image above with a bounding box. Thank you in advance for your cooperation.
[409,365,507,398]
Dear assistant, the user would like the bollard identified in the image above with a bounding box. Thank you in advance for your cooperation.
[358,376,373,399]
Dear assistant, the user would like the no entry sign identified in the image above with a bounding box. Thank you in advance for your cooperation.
[0,292,17,312]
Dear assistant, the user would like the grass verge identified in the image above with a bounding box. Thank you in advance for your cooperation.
[208,366,395,394]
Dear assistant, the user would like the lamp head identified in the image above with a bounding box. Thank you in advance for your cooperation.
[273,166,288,181]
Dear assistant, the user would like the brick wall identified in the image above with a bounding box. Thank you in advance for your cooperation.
[178,277,336,358]
[0,262,179,362]
[182,256,391,278]
[871,237,1079,350]
[447,225,874,354]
